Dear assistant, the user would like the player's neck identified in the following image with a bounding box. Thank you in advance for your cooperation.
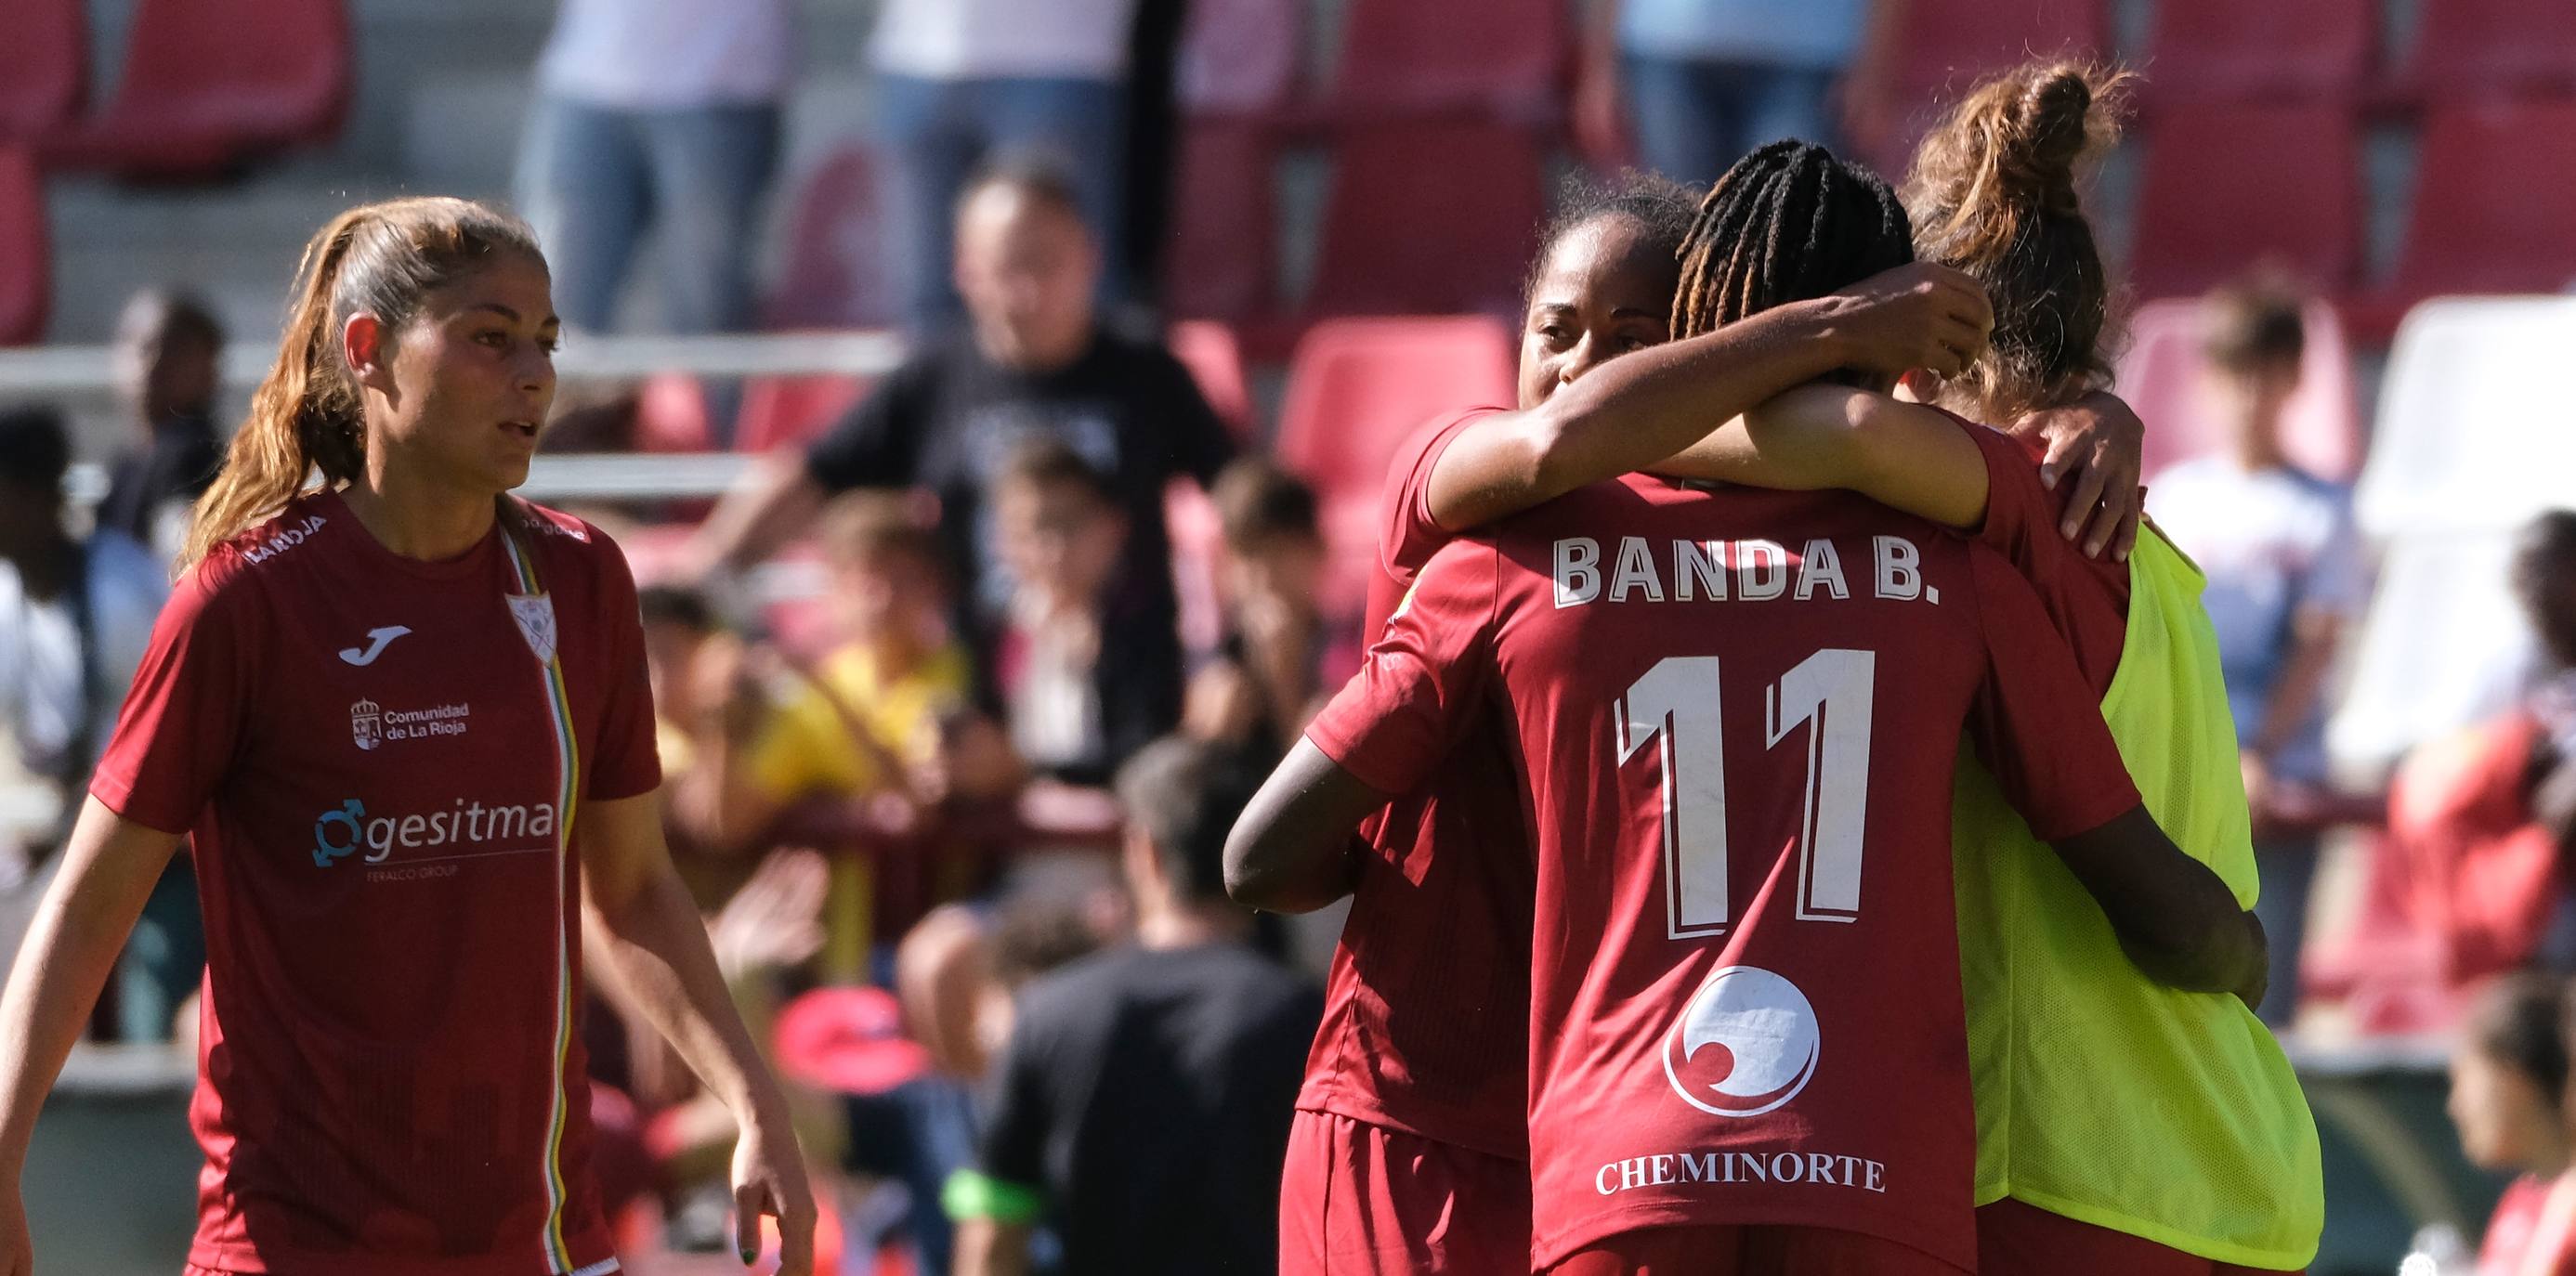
[340,471,497,563]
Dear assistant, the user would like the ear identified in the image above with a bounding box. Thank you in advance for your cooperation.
[343,313,395,397]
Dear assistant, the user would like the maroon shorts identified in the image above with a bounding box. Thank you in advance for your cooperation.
[1977,1198,2306,1276]
[1544,1224,1968,1276]
[1278,1108,1532,1275]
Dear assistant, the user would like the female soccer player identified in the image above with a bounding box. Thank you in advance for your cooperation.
[1637,64,2322,1274]
[0,197,815,1276]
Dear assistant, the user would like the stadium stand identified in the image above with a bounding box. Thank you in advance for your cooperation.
[0,150,48,345]
[37,0,352,178]
[634,372,717,454]
[0,0,85,142]
[2116,297,2362,483]
[1176,0,1304,117]
[1274,315,1515,611]
[1169,319,1255,438]
[2128,104,2360,300]
[1165,122,1279,323]
[2138,0,2374,104]
[734,374,875,456]
[764,146,897,332]
[1855,0,2106,168]
[2346,100,2576,342]
[1324,0,1570,118]
[2393,0,2576,100]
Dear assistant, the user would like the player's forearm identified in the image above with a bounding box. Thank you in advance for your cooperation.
[587,866,788,1119]
[1659,389,1992,530]
[1429,300,1852,530]
[0,801,177,1167]
[2048,805,2268,997]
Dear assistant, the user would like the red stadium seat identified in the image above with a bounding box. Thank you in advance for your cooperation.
[2116,297,2361,483]
[735,375,873,455]
[2141,0,2373,103]
[1327,0,1569,117]
[0,150,48,345]
[2128,104,2360,301]
[1168,320,1254,439]
[765,147,896,330]
[1165,123,1276,323]
[39,0,349,177]
[634,374,714,453]
[1855,0,2105,169]
[1275,317,1516,612]
[0,0,85,141]
[1177,0,1302,116]
[2347,100,2576,341]
[2397,0,2576,100]
[1303,122,1546,319]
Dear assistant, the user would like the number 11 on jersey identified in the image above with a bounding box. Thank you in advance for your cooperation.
[1617,649,1878,941]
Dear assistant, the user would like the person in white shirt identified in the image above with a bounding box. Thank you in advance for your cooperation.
[516,0,794,335]
[2147,283,2372,1026]
[0,406,188,1040]
[870,0,1143,331]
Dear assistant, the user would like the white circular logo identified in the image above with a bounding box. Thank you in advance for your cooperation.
[1662,965,1821,1118]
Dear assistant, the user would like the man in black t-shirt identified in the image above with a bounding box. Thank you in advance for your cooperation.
[947,736,1321,1276]
[97,292,227,560]
[688,159,1236,643]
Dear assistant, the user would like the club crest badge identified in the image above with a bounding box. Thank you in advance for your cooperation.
[507,592,558,664]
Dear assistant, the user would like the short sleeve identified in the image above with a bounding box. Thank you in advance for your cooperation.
[804,358,929,493]
[88,560,259,835]
[584,537,664,801]
[1962,546,2142,842]
[1378,410,1503,593]
[972,994,1056,1197]
[1947,413,2129,694]
[1305,538,1499,797]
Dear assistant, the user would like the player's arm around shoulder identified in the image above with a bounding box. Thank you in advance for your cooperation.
[2046,809,2272,1009]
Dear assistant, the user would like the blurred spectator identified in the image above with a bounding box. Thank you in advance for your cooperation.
[687,161,1235,674]
[0,407,195,1042]
[1183,459,1358,763]
[2382,514,2576,985]
[990,439,1181,786]
[947,736,1320,1276]
[517,0,791,334]
[1580,0,1868,183]
[1119,0,1189,311]
[2446,973,2576,1274]
[96,292,226,563]
[870,0,1144,330]
[2148,282,2370,1025]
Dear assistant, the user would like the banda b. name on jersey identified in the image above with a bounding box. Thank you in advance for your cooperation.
[1554,535,1945,608]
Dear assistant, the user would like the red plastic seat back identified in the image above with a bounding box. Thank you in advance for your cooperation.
[1305,122,1545,319]
[2392,101,2576,299]
[736,375,874,455]
[1165,123,1276,322]
[2142,0,2373,103]
[2130,104,2360,300]
[1177,0,1301,115]
[2403,0,2576,98]
[0,150,48,345]
[100,0,348,153]
[2116,296,2361,483]
[1328,0,1568,115]
[766,147,896,330]
[634,374,714,453]
[1861,0,2104,169]
[0,0,85,140]
[1276,317,1516,611]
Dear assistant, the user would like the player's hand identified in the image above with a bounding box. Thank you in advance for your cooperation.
[0,1181,30,1276]
[1824,263,1994,380]
[731,1110,817,1274]
[2020,390,2145,561]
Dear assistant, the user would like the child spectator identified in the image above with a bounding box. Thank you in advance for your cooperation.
[2446,973,2576,1275]
[1184,459,1358,763]
[947,736,1319,1275]
[988,438,1182,786]
[2148,280,2372,1024]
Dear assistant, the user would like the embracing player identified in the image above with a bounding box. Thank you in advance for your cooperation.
[1232,145,2264,1276]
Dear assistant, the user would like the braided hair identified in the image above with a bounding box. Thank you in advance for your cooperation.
[1674,140,1916,340]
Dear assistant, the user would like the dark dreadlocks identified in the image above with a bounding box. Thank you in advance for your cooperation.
[1674,139,1916,340]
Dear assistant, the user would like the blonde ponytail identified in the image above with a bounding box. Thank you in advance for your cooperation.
[181,196,543,568]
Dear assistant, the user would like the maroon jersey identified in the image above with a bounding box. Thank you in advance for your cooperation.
[92,489,659,1276]
[1299,409,1534,1159]
[1308,476,2142,1269]
[1946,412,2131,693]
